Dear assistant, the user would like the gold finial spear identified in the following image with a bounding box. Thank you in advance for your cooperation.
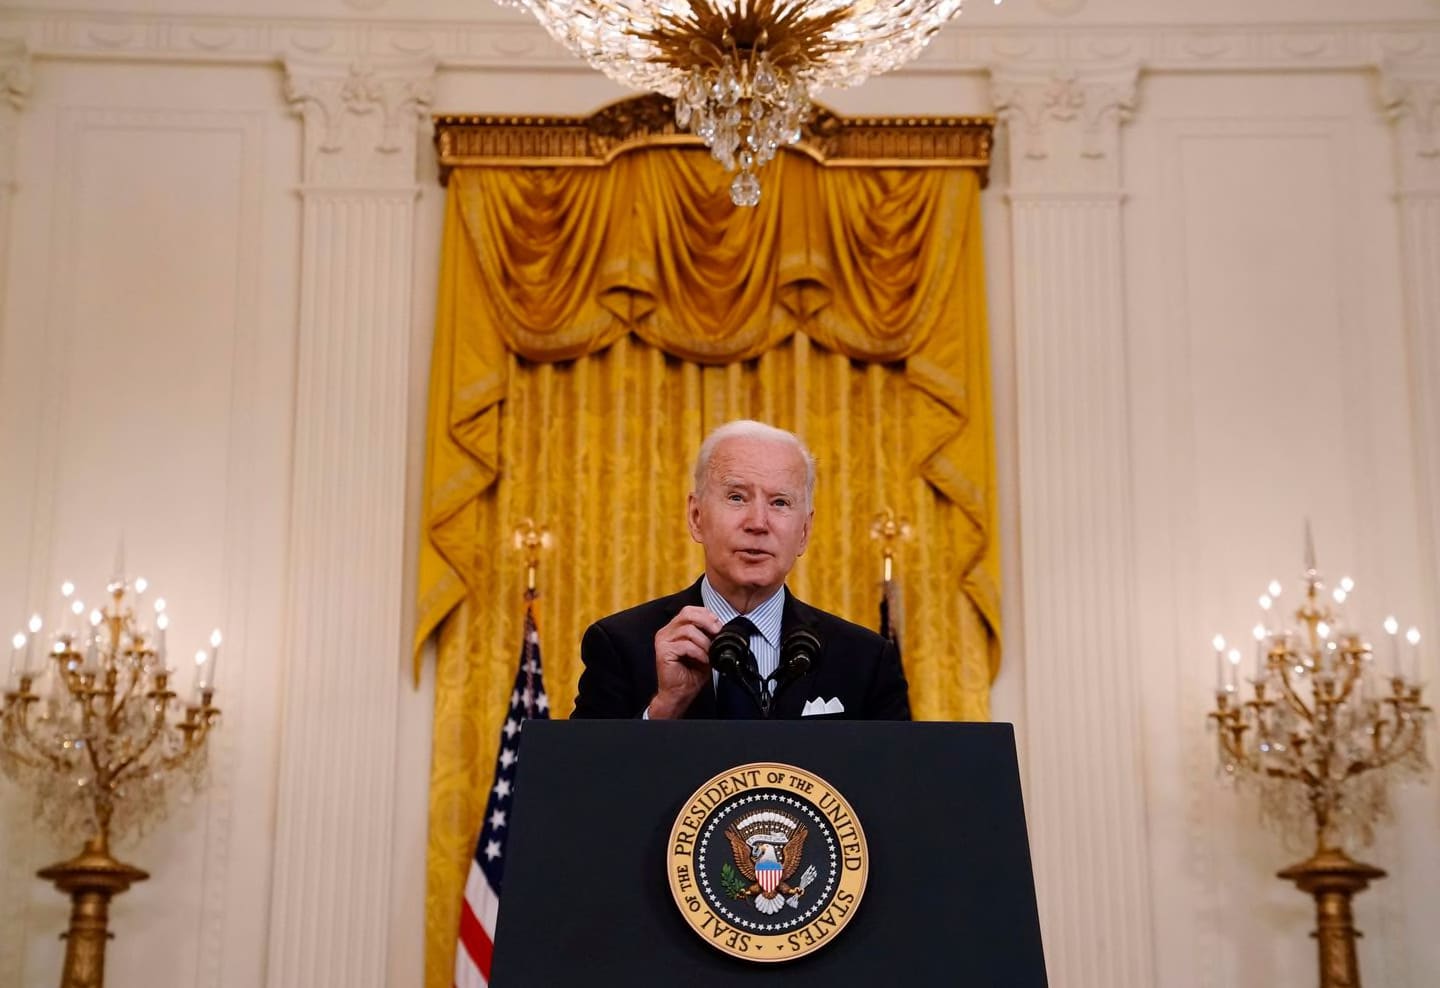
[512,518,554,594]
[869,507,913,584]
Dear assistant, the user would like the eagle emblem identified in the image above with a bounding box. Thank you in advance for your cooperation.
[723,811,819,916]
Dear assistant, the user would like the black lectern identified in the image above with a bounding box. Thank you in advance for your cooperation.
[491,720,1047,986]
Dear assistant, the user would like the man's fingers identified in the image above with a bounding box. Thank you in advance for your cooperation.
[673,605,722,638]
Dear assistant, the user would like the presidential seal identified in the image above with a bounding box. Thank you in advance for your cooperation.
[667,762,868,963]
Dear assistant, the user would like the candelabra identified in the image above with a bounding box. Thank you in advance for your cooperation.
[1207,534,1430,988]
[2,569,221,988]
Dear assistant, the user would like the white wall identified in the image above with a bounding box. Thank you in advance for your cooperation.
[0,2,1436,987]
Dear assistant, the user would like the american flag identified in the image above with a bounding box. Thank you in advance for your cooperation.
[455,594,549,987]
[879,580,902,656]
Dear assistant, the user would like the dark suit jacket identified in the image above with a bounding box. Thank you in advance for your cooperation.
[572,578,911,720]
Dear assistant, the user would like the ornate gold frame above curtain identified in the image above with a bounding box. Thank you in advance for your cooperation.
[418,95,996,988]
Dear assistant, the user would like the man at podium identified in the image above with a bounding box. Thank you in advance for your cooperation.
[573,420,910,721]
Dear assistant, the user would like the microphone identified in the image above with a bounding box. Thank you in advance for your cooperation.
[772,627,821,696]
[710,625,769,715]
[708,627,752,681]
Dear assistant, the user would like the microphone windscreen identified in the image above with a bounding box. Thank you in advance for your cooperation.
[779,628,821,680]
[709,628,750,677]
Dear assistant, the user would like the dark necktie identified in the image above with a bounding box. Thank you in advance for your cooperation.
[714,616,763,719]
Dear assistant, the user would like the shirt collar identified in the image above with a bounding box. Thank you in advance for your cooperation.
[699,576,785,650]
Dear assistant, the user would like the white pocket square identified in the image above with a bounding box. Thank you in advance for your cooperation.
[801,696,845,716]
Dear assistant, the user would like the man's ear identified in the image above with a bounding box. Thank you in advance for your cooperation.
[796,509,814,557]
[687,491,703,543]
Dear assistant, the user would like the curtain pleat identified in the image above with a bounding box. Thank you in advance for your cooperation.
[417,147,998,988]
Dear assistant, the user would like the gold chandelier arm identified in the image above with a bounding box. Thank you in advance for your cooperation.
[1262,764,1312,785]
[2,701,68,771]
[106,690,177,786]
[1353,696,1432,775]
[107,652,147,730]
[1335,655,1364,704]
[158,709,218,773]
[1274,659,1317,721]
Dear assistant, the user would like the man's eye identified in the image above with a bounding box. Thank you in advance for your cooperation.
[772,499,791,509]
[727,493,744,503]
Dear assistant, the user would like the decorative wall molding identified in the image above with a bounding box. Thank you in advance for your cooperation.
[1383,59,1440,687]
[0,38,28,370]
[0,101,268,988]
[284,56,435,188]
[992,65,1138,192]
[1,9,1438,73]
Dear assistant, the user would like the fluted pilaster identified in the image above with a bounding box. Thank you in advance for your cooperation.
[0,41,29,321]
[1382,60,1440,644]
[992,65,1155,988]
[266,56,434,988]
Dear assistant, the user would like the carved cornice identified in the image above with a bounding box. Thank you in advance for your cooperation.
[433,94,993,184]
[284,55,435,189]
[1,10,1437,72]
[992,65,1138,194]
[1381,59,1440,194]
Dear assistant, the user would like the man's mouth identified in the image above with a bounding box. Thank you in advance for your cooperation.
[737,549,771,559]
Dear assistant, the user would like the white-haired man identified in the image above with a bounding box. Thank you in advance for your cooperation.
[573,420,910,720]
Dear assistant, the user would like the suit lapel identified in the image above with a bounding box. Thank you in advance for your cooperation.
[773,589,823,719]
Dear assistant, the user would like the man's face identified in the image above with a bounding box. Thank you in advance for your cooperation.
[688,435,813,609]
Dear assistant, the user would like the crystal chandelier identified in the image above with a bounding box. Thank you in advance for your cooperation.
[1207,529,1430,988]
[498,0,995,206]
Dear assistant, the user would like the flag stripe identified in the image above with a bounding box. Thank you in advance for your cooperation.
[457,895,493,983]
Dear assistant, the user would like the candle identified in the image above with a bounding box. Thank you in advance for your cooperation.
[25,614,41,674]
[9,632,24,682]
[206,629,223,688]
[1383,616,1400,677]
[1213,634,1227,692]
[195,649,211,692]
[155,612,169,666]
[1226,648,1242,693]
[1252,623,1267,680]
[112,537,126,590]
[1405,627,1421,682]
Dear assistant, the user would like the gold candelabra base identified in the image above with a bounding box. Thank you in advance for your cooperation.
[1276,848,1386,988]
[35,837,148,988]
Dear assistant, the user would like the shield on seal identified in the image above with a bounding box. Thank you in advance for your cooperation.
[756,857,782,895]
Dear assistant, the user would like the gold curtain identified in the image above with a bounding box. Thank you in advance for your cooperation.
[417,148,998,988]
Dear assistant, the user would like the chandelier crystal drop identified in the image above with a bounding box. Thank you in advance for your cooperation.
[497,0,990,206]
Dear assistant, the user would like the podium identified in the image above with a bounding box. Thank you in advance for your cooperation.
[491,720,1047,986]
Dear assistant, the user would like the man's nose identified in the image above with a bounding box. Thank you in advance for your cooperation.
[743,501,769,530]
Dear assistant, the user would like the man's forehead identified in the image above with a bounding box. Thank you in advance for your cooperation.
[707,438,806,481]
